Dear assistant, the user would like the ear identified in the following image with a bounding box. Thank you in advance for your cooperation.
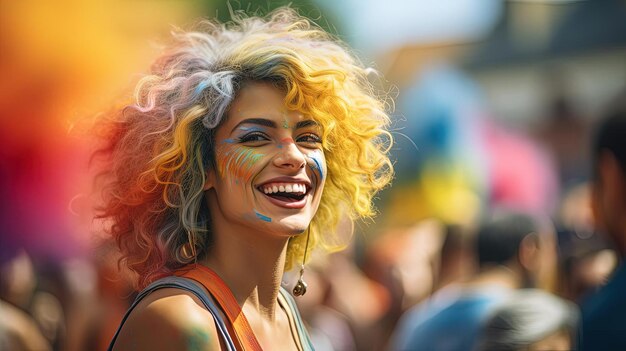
[600,152,625,206]
[203,168,216,190]
[518,233,540,272]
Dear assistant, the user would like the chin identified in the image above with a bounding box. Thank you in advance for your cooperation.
[280,224,307,236]
[289,227,308,236]
[268,211,311,236]
[275,218,310,236]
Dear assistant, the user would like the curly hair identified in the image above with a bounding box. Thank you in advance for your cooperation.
[95,7,394,289]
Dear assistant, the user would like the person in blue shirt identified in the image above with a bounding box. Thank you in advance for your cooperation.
[582,103,626,350]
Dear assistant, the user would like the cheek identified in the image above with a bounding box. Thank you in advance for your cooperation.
[216,145,265,183]
[306,150,326,181]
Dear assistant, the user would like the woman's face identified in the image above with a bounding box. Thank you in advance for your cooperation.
[206,81,326,236]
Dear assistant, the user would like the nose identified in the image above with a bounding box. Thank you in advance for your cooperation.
[273,140,306,170]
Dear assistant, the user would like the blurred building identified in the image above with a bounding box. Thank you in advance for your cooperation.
[466,0,626,125]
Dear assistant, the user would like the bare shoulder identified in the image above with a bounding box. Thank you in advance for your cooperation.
[112,288,222,351]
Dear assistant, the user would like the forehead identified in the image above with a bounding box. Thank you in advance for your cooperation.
[222,81,306,130]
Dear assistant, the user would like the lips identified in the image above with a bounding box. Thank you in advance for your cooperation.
[256,180,312,209]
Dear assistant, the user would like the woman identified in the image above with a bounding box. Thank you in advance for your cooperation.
[96,7,393,351]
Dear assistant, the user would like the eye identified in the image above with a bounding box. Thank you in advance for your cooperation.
[237,132,270,144]
[296,133,322,145]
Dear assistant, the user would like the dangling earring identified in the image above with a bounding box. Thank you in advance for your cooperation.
[180,239,197,261]
[293,228,310,297]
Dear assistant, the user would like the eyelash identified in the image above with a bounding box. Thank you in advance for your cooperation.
[296,133,322,144]
[237,132,270,143]
[236,132,322,145]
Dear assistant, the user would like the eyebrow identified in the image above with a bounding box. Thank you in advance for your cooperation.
[231,118,319,133]
[231,118,276,133]
[294,120,319,129]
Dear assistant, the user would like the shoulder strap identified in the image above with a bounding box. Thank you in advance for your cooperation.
[279,287,316,351]
[175,264,263,351]
[107,276,237,351]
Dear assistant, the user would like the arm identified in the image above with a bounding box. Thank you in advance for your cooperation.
[112,288,222,351]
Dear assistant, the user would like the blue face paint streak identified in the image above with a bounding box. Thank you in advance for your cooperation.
[223,138,236,144]
[238,126,265,132]
[255,210,272,222]
[308,152,324,180]
[312,157,323,179]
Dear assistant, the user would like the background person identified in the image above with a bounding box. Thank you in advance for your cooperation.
[475,289,579,351]
[581,100,626,350]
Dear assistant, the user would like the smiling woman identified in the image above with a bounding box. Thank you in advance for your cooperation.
[94,7,393,351]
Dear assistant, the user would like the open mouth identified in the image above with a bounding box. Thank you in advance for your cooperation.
[257,182,311,207]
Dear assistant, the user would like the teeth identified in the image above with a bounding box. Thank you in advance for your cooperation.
[261,183,307,194]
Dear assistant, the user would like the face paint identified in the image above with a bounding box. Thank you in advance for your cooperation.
[187,327,210,351]
[307,149,324,180]
[238,126,265,133]
[216,144,265,183]
[209,82,326,235]
[255,210,272,222]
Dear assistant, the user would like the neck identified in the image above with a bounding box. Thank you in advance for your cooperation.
[200,219,290,321]
[467,264,521,290]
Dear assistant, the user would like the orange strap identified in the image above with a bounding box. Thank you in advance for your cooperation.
[174,264,263,351]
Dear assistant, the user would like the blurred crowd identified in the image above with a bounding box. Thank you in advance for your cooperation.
[2,0,626,350]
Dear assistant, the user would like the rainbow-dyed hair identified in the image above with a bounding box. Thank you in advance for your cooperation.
[96,8,393,289]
